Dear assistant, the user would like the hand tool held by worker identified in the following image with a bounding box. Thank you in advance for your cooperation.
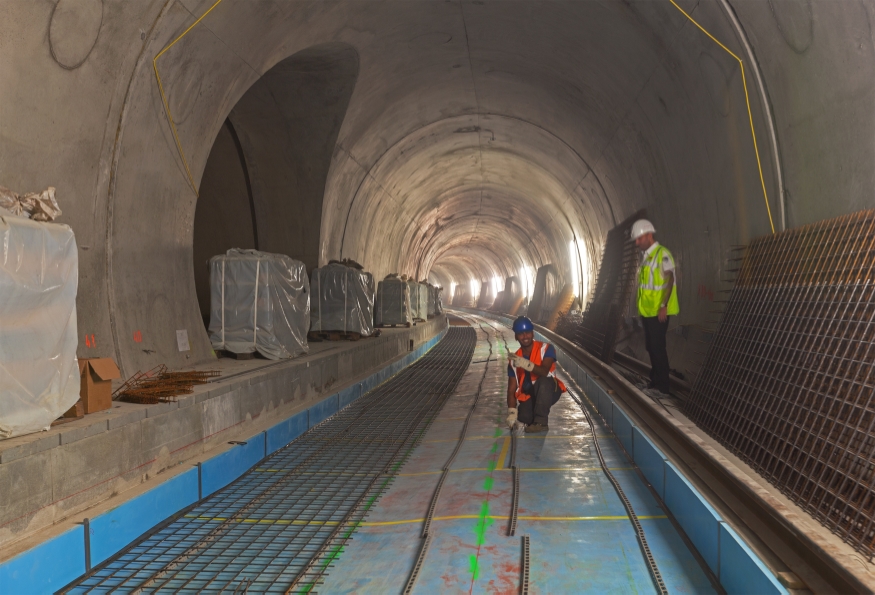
[506,407,518,429]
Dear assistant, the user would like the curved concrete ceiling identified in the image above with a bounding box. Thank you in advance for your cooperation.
[3,0,874,374]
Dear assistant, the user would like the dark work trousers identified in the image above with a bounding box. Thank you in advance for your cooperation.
[642,315,671,392]
[517,377,563,425]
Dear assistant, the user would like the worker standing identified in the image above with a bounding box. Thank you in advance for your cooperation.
[505,316,566,433]
[631,219,679,397]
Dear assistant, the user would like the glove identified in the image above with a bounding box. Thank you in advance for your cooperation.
[518,358,536,372]
[506,408,518,429]
[508,353,536,372]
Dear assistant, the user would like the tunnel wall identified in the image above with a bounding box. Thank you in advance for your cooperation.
[0,0,873,379]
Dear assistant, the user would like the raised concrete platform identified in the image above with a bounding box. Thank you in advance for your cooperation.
[0,317,447,552]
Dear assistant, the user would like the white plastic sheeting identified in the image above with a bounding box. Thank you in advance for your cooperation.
[310,263,375,336]
[0,211,79,439]
[208,249,310,360]
[375,276,411,326]
[408,280,428,321]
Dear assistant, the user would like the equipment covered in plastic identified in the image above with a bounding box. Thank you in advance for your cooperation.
[375,275,412,327]
[427,284,443,318]
[0,211,79,439]
[310,263,375,337]
[208,249,310,360]
[406,280,428,322]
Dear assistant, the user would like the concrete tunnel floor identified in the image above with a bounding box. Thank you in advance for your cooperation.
[318,316,715,593]
[62,314,716,593]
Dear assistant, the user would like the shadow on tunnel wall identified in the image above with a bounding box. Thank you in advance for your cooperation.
[193,43,359,325]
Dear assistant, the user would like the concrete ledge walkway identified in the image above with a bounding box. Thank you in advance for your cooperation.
[0,317,446,556]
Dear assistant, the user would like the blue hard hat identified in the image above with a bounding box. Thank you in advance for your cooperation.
[512,316,534,334]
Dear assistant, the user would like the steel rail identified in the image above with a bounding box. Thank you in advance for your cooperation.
[534,321,870,594]
[520,535,530,595]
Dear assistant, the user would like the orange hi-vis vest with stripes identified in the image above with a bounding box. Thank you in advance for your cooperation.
[511,340,566,402]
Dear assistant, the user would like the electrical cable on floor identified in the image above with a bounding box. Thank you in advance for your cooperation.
[562,368,669,595]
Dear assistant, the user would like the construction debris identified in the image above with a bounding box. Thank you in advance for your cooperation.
[113,365,220,404]
[0,185,62,221]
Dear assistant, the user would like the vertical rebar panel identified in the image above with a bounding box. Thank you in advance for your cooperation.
[564,210,644,364]
[684,210,875,559]
[63,328,477,594]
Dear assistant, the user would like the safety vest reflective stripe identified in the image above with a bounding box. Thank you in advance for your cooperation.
[511,340,567,402]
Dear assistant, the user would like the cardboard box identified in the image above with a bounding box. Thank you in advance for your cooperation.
[78,358,121,414]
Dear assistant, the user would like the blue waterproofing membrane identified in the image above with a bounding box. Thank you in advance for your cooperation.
[0,328,447,595]
[452,309,788,595]
[319,320,717,593]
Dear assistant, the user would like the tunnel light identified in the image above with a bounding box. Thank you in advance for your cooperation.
[570,240,580,297]
[577,239,590,300]
[519,266,534,298]
[470,279,479,299]
[450,281,457,301]
[492,276,501,295]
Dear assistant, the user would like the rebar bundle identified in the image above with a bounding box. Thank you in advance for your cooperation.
[113,365,221,404]
[684,209,875,558]
[561,211,643,363]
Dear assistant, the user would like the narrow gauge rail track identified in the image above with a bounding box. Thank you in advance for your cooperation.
[62,327,476,594]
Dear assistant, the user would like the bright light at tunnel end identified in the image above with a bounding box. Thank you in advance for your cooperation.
[570,240,580,297]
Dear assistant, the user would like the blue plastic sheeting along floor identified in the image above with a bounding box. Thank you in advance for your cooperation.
[319,318,717,594]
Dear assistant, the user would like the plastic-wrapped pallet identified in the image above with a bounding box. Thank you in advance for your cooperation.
[208,249,309,359]
[406,280,427,322]
[427,284,443,318]
[0,211,80,439]
[375,275,412,327]
[310,263,375,337]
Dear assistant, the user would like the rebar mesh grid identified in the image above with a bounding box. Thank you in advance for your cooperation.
[65,327,476,593]
[558,210,643,363]
[684,210,875,558]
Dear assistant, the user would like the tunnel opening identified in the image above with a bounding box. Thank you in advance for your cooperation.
[192,43,359,327]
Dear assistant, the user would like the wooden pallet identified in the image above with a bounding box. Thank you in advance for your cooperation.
[308,330,362,342]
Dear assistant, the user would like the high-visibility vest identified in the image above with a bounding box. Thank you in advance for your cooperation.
[511,340,566,402]
[637,243,679,318]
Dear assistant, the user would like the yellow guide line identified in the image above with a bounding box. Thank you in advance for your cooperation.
[496,436,511,471]
[668,0,775,234]
[153,0,226,196]
[185,514,668,527]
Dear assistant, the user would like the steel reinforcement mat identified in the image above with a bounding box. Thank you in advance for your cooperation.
[64,327,476,593]
[684,210,875,558]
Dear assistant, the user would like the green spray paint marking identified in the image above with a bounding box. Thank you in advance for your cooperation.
[469,554,481,580]
[483,476,494,491]
[490,442,498,454]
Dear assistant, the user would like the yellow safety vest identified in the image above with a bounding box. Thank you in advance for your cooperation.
[637,244,679,318]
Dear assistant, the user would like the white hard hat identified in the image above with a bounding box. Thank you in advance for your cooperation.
[630,219,656,240]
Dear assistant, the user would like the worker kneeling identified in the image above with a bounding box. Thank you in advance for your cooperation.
[506,316,566,433]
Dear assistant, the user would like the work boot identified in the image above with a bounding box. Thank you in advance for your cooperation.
[525,422,548,433]
[644,388,670,399]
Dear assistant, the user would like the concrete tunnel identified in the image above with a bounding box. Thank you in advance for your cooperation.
[3,0,875,592]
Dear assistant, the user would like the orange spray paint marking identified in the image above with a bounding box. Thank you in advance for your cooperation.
[133,330,143,343]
